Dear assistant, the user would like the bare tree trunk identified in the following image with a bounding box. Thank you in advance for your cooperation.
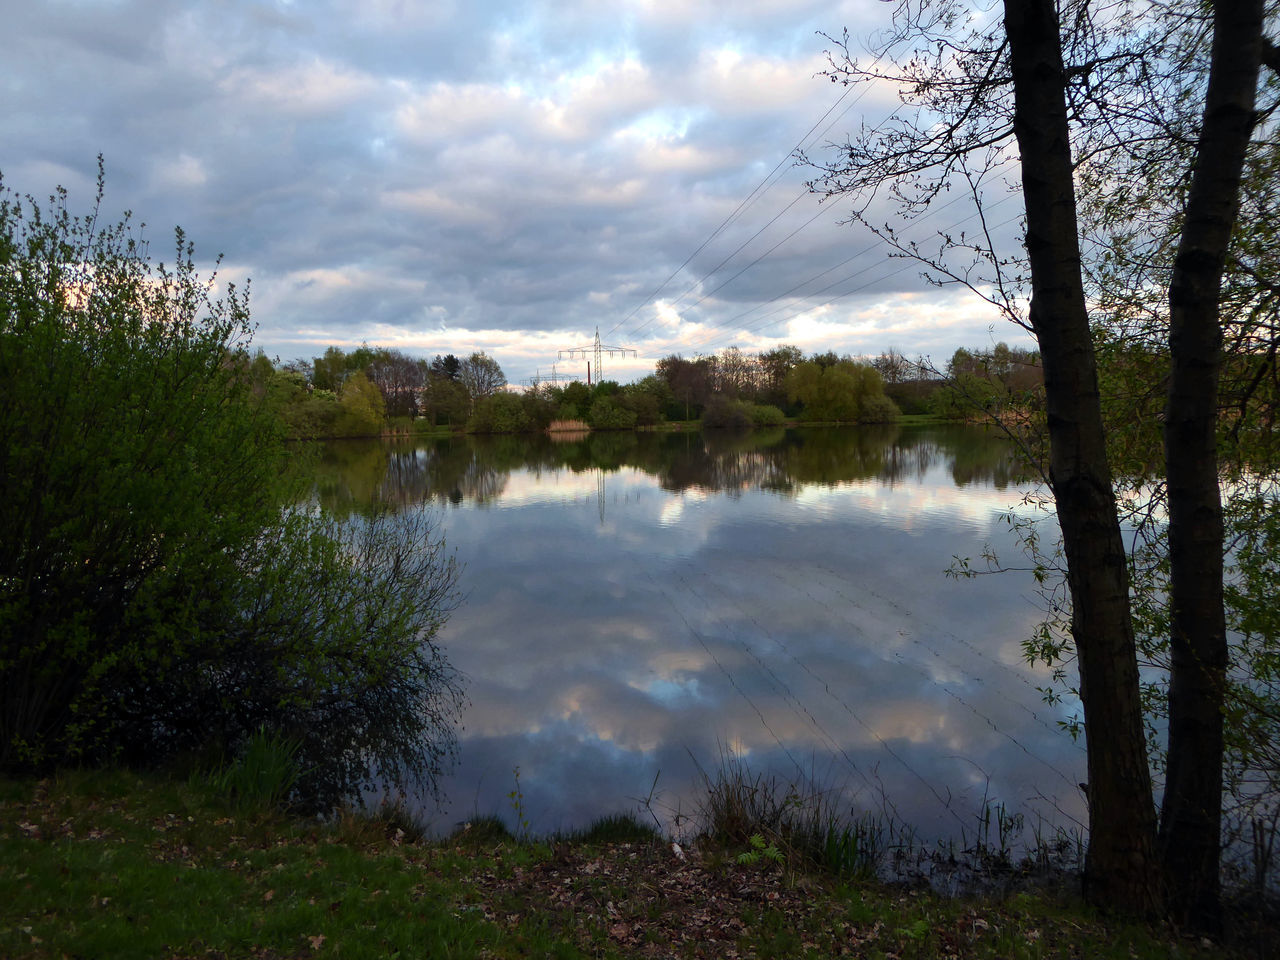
[1160,0,1264,933]
[1004,0,1162,916]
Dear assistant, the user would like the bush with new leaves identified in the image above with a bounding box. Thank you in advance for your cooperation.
[0,167,462,810]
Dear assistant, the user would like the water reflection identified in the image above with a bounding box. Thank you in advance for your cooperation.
[308,425,1084,843]
[313,423,1021,514]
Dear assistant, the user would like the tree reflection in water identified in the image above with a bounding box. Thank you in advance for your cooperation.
[310,424,1021,513]
[304,423,1077,844]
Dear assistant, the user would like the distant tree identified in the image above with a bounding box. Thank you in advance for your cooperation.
[423,376,469,427]
[809,350,841,369]
[620,375,673,427]
[312,345,349,392]
[367,348,426,418]
[282,357,314,382]
[757,345,804,404]
[430,353,462,381]
[786,359,895,422]
[467,391,530,433]
[872,347,914,384]
[716,346,754,397]
[588,395,638,430]
[656,354,712,420]
[335,370,386,437]
[459,351,506,404]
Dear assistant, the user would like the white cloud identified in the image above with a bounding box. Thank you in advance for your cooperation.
[151,153,208,190]
[220,57,380,115]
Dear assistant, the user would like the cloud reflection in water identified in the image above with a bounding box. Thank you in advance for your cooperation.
[316,425,1086,841]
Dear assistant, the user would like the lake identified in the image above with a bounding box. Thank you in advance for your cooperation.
[313,423,1087,848]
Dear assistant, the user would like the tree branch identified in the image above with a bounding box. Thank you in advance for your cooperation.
[1263,37,1280,73]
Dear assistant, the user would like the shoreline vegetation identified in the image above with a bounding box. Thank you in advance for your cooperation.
[254,341,1043,442]
[2,764,1263,960]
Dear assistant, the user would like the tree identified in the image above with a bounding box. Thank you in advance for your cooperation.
[0,170,461,807]
[467,391,530,433]
[430,353,462,381]
[656,354,713,420]
[335,369,386,437]
[785,359,895,422]
[807,0,1272,925]
[459,351,506,404]
[367,347,426,419]
[313,345,349,392]
[758,345,804,406]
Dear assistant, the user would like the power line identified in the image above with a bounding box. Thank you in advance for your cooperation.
[601,81,873,341]
[682,196,1024,357]
[606,96,910,352]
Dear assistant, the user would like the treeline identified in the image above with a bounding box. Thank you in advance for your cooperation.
[315,423,1021,515]
[927,344,1044,419]
[242,346,508,438]
[654,346,900,426]
[245,339,1045,439]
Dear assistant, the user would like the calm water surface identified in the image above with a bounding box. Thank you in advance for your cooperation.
[315,424,1087,842]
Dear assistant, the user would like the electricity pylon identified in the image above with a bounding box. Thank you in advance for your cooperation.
[526,363,580,389]
[558,327,637,386]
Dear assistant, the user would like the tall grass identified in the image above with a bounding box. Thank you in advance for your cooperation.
[207,727,302,813]
[693,752,883,880]
[692,751,1088,893]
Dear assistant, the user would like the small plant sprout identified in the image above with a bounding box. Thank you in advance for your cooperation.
[736,832,784,867]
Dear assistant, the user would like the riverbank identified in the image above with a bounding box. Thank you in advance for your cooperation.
[1,770,1249,959]
[295,412,958,442]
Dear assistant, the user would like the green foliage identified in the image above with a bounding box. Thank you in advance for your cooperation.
[0,171,283,767]
[735,832,784,867]
[859,393,901,423]
[701,399,785,430]
[701,396,755,429]
[748,403,787,427]
[208,726,302,814]
[0,171,463,811]
[586,395,637,430]
[468,391,532,433]
[785,359,894,422]
[335,369,386,437]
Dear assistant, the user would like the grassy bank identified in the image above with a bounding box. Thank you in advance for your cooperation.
[1,770,1249,960]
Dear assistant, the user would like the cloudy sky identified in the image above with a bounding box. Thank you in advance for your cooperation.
[3,0,1036,384]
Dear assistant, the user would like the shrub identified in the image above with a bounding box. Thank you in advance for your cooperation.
[587,396,638,430]
[0,169,462,810]
[858,394,901,423]
[467,391,531,433]
[701,397,754,429]
[748,403,787,427]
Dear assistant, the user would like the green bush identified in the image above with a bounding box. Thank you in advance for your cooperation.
[701,397,754,429]
[335,370,386,436]
[859,394,901,423]
[587,396,638,430]
[467,391,532,433]
[748,403,787,427]
[0,170,462,810]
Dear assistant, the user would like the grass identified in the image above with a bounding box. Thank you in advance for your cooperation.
[0,768,1259,959]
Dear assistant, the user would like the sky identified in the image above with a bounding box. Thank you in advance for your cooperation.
[2,0,1037,385]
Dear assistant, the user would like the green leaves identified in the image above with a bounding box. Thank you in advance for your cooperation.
[0,168,463,813]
